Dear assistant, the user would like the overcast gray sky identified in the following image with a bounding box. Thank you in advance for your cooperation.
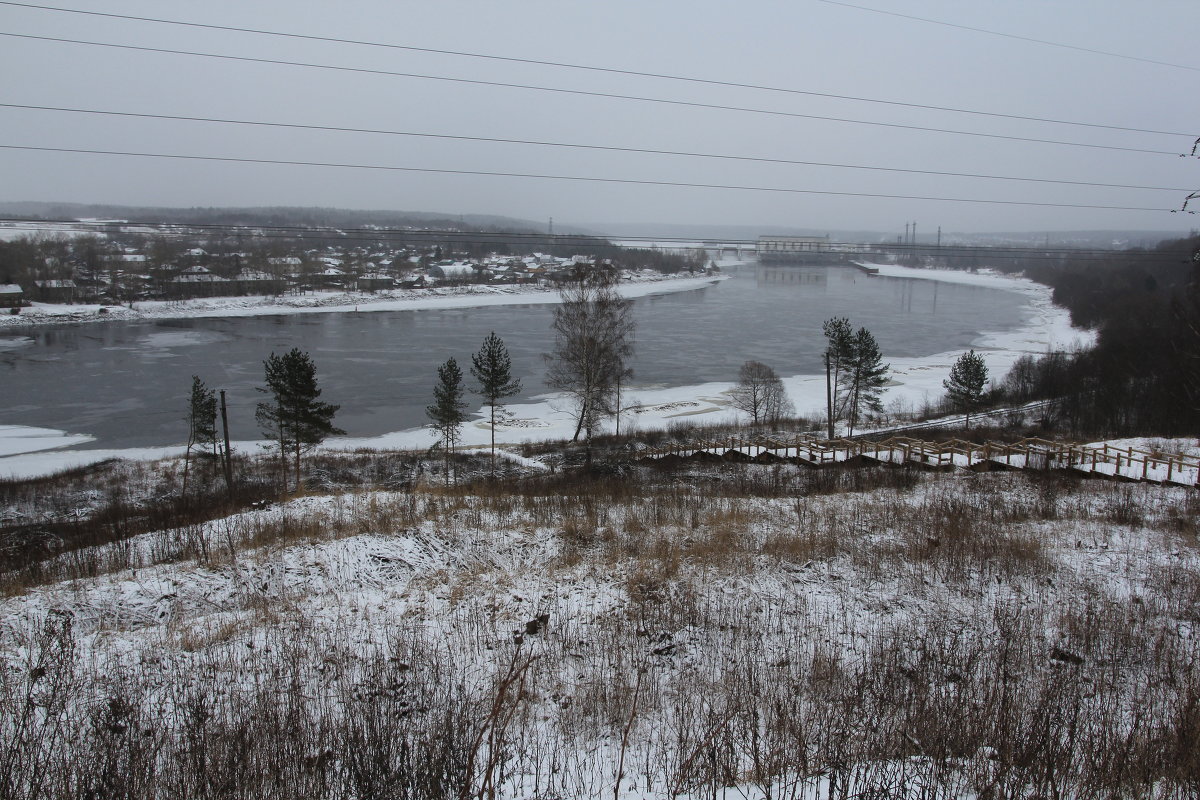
[1,0,1197,235]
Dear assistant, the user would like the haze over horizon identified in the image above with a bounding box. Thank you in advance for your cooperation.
[2,0,1197,235]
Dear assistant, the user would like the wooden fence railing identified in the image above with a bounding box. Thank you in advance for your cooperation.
[637,435,1200,486]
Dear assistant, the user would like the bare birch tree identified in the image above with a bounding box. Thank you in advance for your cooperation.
[544,272,635,459]
[731,360,793,425]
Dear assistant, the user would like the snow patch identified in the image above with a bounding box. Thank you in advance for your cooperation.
[0,425,97,458]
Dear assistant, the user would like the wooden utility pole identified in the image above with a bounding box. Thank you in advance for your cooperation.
[219,390,234,501]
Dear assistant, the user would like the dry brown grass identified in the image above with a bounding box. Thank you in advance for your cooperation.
[3,450,1199,798]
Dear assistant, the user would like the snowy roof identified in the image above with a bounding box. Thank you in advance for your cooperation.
[34,279,77,289]
[173,274,228,283]
[0,284,22,295]
[234,269,275,281]
[268,257,302,265]
[179,265,212,275]
[430,263,476,278]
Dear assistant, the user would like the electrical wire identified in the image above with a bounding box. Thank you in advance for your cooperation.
[0,103,1187,193]
[0,0,1191,136]
[0,32,1184,157]
[815,0,1200,73]
[0,144,1176,213]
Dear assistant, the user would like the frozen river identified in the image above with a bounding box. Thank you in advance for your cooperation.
[0,264,1030,451]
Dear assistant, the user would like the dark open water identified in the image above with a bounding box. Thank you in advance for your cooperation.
[0,264,1027,449]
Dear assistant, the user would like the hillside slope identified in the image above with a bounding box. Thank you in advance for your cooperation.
[2,461,1197,798]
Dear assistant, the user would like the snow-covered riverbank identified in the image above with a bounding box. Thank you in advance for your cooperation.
[0,265,1093,479]
[0,272,723,328]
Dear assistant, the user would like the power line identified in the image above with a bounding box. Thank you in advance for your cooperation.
[1,103,1187,193]
[0,0,1190,137]
[0,32,1184,158]
[0,144,1176,213]
[815,0,1200,73]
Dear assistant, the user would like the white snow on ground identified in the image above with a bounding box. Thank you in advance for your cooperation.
[0,264,1094,479]
[460,446,553,472]
[0,222,108,242]
[0,273,724,328]
[1,473,1195,798]
[1095,436,1200,459]
[0,444,187,478]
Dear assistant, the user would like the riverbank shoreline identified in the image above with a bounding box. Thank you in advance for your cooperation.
[0,272,725,329]
[0,264,1093,479]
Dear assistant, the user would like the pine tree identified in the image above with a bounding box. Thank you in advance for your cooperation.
[471,332,521,478]
[183,375,217,496]
[427,357,467,482]
[844,327,889,436]
[255,349,343,492]
[822,317,855,438]
[944,350,989,428]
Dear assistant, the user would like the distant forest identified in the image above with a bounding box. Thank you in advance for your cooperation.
[991,234,1200,436]
[0,202,550,233]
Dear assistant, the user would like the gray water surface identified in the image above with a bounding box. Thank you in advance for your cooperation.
[0,265,1028,449]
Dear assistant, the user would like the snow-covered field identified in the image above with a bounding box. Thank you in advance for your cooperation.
[0,264,1092,480]
[1,465,1195,798]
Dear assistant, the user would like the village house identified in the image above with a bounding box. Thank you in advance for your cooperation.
[0,283,24,309]
[314,267,348,289]
[168,266,229,298]
[32,279,78,303]
[429,262,482,282]
[356,272,395,292]
[229,268,286,296]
